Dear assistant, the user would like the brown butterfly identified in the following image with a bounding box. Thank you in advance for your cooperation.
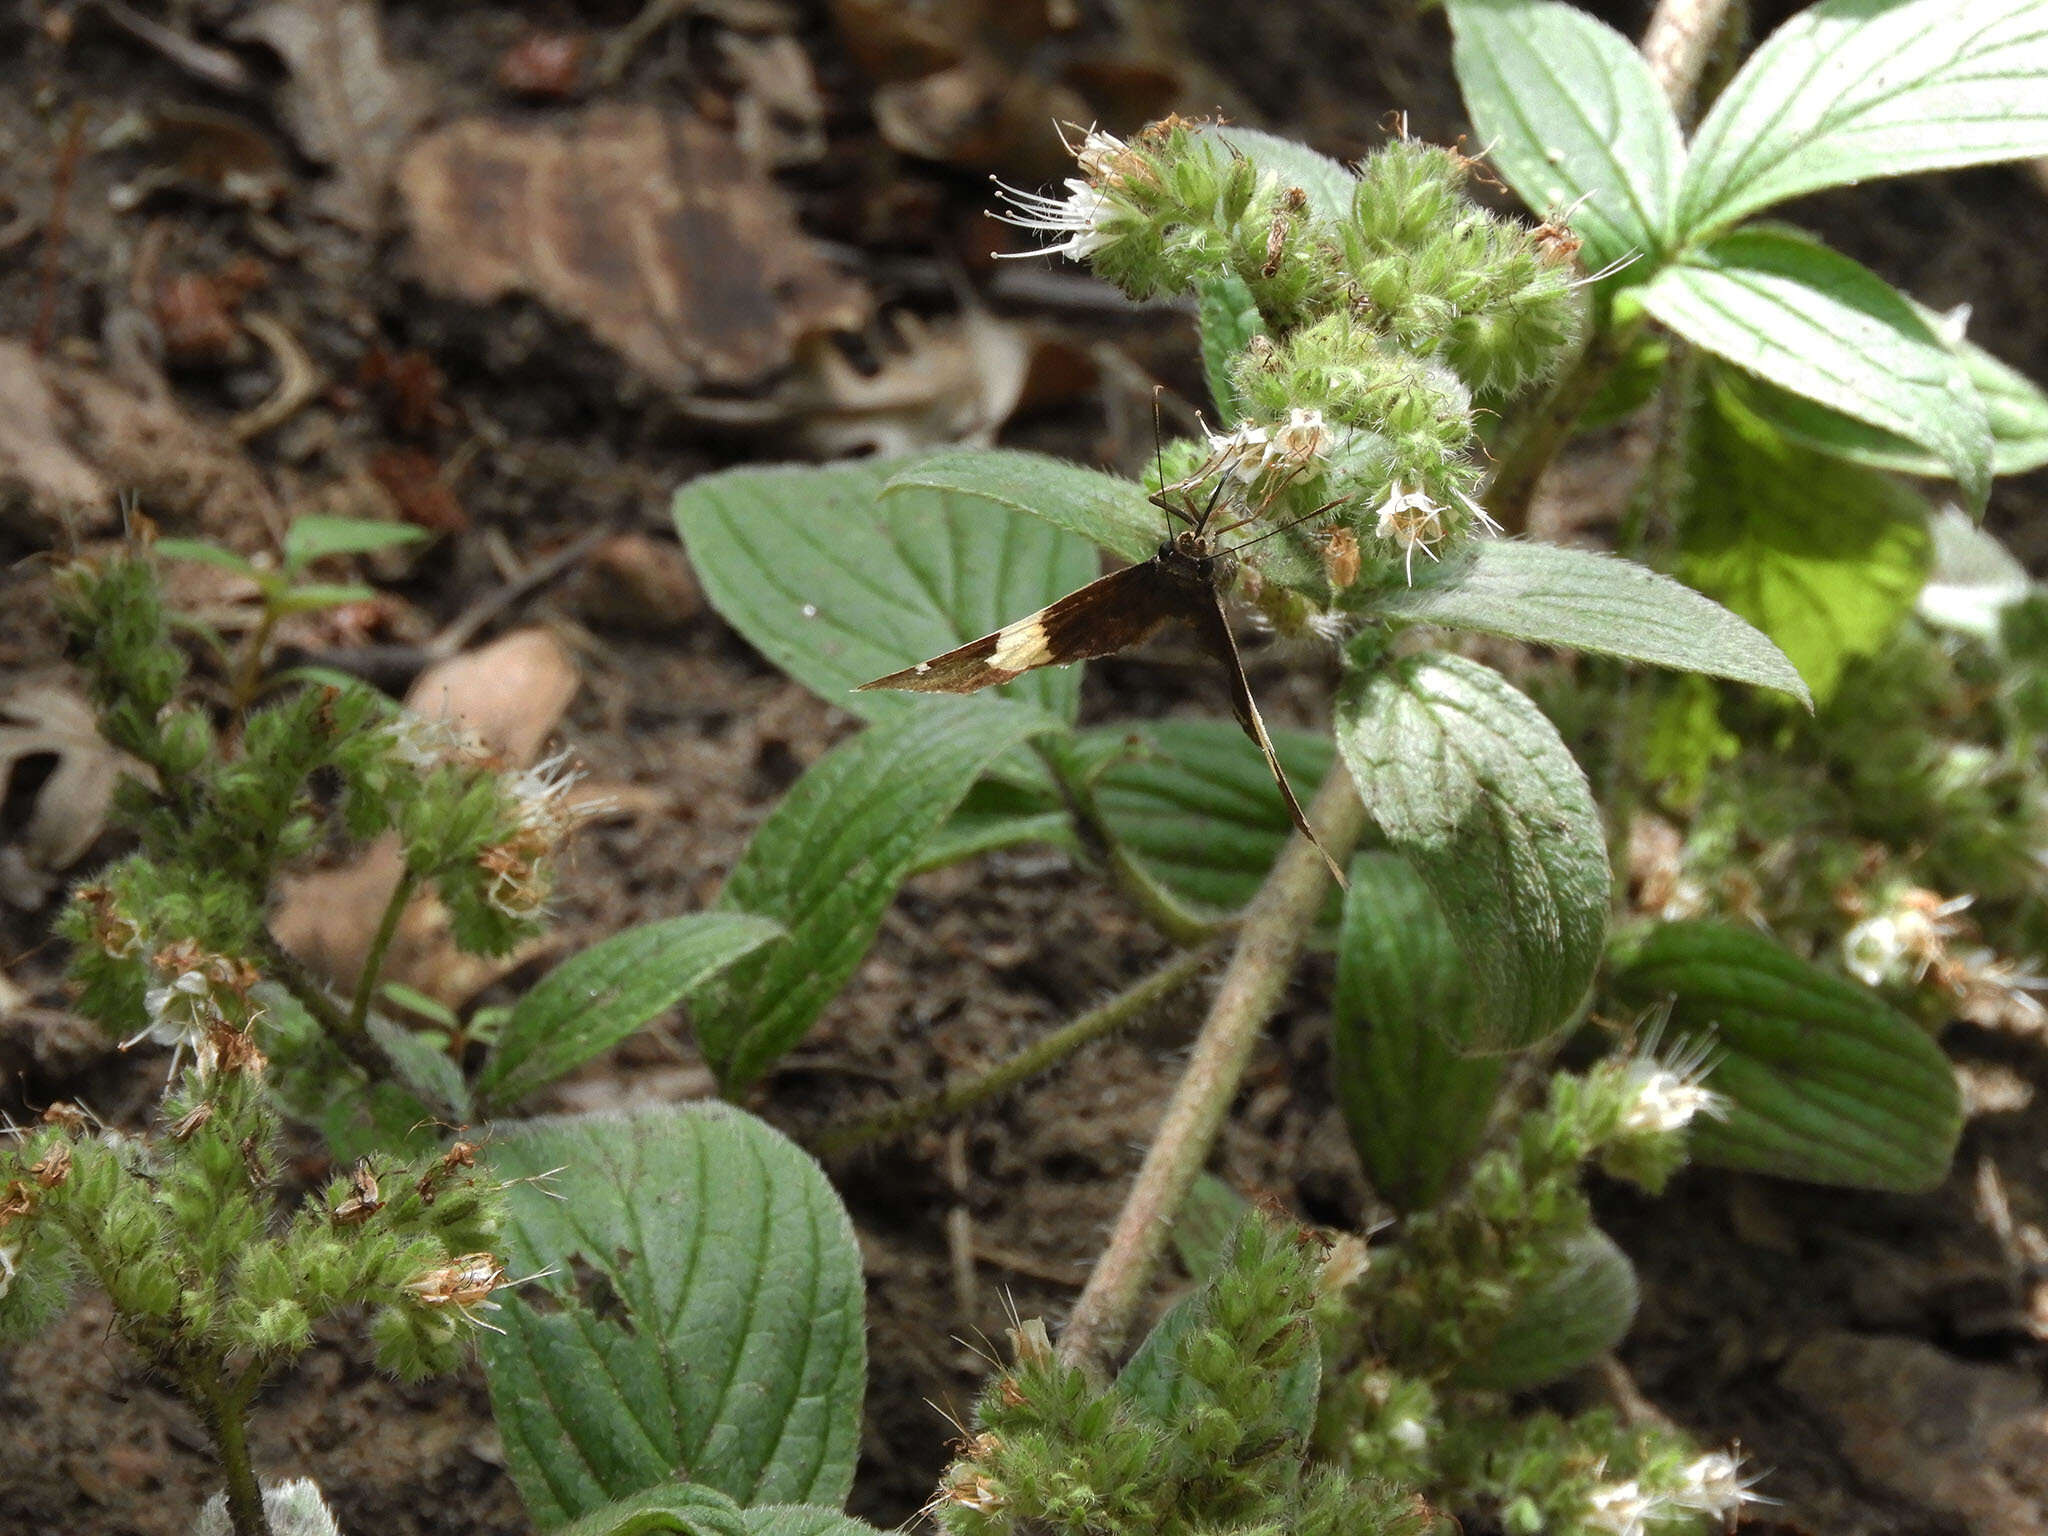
[859,471,1349,886]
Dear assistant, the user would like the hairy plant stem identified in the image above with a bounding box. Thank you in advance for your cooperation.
[1058,761,1363,1374]
[252,928,395,1081]
[349,868,418,1037]
[200,1372,271,1536]
[1641,0,1746,119]
[1040,742,1223,945]
[816,943,1220,1156]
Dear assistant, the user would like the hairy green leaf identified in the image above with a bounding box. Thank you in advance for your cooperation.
[1198,271,1266,424]
[481,1105,866,1527]
[1336,653,1608,1051]
[1610,922,1963,1191]
[676,461,1100,727]
[478,913,785,1109]
[741,1510,881,1536]
[1364,538,1810,706]
[1448,0,1681,270]
[1640,228,1990,509]
[555,1485,748,1536]
[882,450,1161,566]
[691,702,1049,1090]
[1333,852,1506,1212]
[1118,1288,1321,1443]
[1680,383,1932,702]
[1679,0,2048,239]
[1454,1227,1638,1391]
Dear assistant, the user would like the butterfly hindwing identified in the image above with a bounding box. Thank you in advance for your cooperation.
[858,562,1182,694]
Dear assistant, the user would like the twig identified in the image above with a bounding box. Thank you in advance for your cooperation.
[817,944,1218,1156]
[596,0,686,86]
[87,0,254,94]
[30,105,89,358]
[252,929,396,1081]
[1640,0,1744,119]
[1057,763,1363,1373]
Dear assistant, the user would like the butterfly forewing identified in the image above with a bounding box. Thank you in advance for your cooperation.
[857,562,1182,694]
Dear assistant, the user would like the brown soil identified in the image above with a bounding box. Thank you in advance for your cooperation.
[3,3,2046,1535]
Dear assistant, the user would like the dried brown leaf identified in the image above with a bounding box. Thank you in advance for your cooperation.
[394,107,868,390]
[231,0,430,232]
[0,683,141,909]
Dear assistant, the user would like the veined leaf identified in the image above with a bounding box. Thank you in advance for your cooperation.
[477,913,784,1109]
[1640,228,1990,509]
[676,460,1099,727]
[1448,0,1681,271]
[690,701,1049,1090]
[1680,382,1932,702]
[1363,538,1810,706]
[882,450,1161,566]
[1333,852,1506,1212]
[1679,0,2048,240]
[1335,652,1608,1051]
[1610,922,1963,1192]
[481,1105,866,1527]
[1454,1227,1638,1391]
[1198,271,1266,424]
[554,1485,748,1536]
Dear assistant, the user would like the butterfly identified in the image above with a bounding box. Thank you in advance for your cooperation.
[859,468,1349,886]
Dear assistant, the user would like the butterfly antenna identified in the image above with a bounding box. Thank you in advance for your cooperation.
[1223,495,1353,556]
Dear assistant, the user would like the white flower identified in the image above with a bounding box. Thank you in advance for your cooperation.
[1373,483,1446,583]
[1671,1450,1767,1524]
[1204,422,1273,484]
[991,177,1118,261]
[385,709,488,774]
[1584,1478,1665,1536]
[503,748,590,837]
[1619,1033,1726,1135]
[1267,407,1334,474]
[1056,123,1131,182]
[1842,887,1973,988]
[1389,1416,1429,1453]
[0,1239,18,1301]
[127,966,223,1074]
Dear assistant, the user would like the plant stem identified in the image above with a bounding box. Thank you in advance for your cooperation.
[348,868,418,1037]
[1058,761,1364,1374]
[816,943,1220,1157]
[1040,742,1223,946]
[228,606,282,718]
[201,1376,272,1536]
[251,929,397,1080]
[1641,0,1745,118]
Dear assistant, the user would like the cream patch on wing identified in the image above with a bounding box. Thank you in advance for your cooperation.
[988,616,1056,673]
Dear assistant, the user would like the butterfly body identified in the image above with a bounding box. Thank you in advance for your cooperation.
[859,482,1347,886]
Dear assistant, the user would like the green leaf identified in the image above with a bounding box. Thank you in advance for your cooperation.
[1718,335,2048,480]
[1335,653,1609,1051]
[1363,538,1810,706]
[1117,1288,1321,1443]
[281,514,428,572]
[690,702,1049,1090]
[153,539,261,578]
[1678,0,2048,240]
[1454,1228,1638,1391]
[676,460,1101,728]
[1332,852,1507,1212]
[1447,0,1682,270]
[258,985,440,1160]
[555,1485,748,1536]
[882,449,1161,566]
[1170,1174,1255,1279]
[1086,718,1340,919]
[1198,271,1266,424]
[1200,124,1358,220]
[1680,382,1933,702]
[1640,227,1991,509]
[740,1509,881,1536]
[478,913,785,1109]
[1609,922,1963,1192]
[366,1014,471,1121]
[481,1105,866,1526]
[273,582,380,615]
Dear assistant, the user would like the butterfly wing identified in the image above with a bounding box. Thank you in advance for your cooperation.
[1187,586,1348,889]
[858,561,1181,694]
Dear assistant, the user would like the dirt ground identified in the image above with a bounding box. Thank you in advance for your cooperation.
[3,2,2048,1533]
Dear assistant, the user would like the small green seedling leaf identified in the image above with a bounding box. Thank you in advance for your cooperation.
[882,449,1161,566]
[153,539,263,579]
[481,1105,866,1527]
[690,701,1050,1090]
[478,912,785,1109]
[1680,383,1933,703]
[1448,0,1682,270]
[677,460,1101,729]
[1679,0,2048,240]
[1363,539,1810,707]
[1453,1227,1639,1391]
[281,514,428,574]
[1332,852,1506,1212]
[1336,653,1608,1051]
[273,582,380,615]
[1609,922,1964,1192]
[1201,124,1359,220]
[1640,227,1991,510]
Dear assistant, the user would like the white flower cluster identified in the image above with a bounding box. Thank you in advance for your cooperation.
[1205,407,1337,487]
[1585,1450,1763,1536]
[1371,482,1499,584]
[1617,1034,1726,1137]
[992,127,1130,262]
